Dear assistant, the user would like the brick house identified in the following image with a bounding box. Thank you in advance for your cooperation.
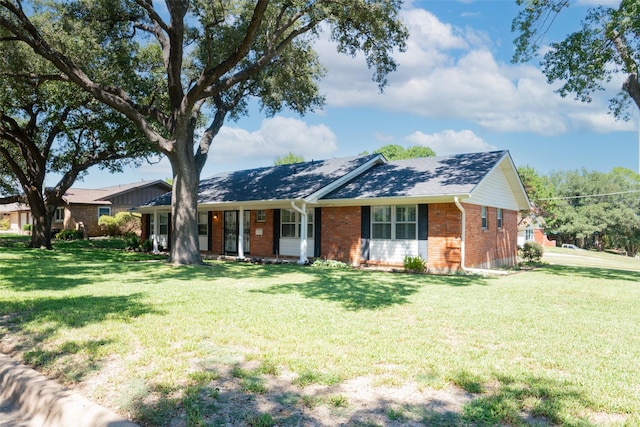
[1,180,172,237]
[138,151,530,272]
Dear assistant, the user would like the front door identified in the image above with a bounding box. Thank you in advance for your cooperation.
[243,212,251,254]
[224,211,238,254]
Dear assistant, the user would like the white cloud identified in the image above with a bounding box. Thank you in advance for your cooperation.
[404,129,496,155]
[315,4,626,136]
[208,116,337,167]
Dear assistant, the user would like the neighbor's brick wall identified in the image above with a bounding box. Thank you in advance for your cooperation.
[464,204,518,269]
[65,205,134,237]
[320,206,362,265]
[427,203,462,272]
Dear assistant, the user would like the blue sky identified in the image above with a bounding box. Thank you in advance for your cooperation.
[72,0,638,188]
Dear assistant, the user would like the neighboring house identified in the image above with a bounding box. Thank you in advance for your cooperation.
[0,180,172,237]
[137,151,531,272]
[518,216,556,248]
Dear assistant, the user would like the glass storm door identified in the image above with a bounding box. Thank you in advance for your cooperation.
[224,211,237,254]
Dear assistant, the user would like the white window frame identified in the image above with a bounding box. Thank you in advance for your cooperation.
[525,225,534,241]
[281,208,313,238]
[371,205,417,240]
[54,207,64,223]
[497,208,503,229]
[158,213,169,235]
[198,212,208,236]
[481,206,488,230]
[98,207,111,218]
[256,209,266,222]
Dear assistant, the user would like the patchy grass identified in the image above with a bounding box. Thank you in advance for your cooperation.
[1,236,639,426]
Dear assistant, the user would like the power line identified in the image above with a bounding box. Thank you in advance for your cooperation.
[537,189,640,201]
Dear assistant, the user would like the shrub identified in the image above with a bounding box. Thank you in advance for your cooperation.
[311,259,350,268]
[122,231,141,250]
[141,239,154,252]
[21,223,32,232]
[521,241,543,263]
[56,229,84,240]
[98,212,141,236]
[0,218,9,230]
[403,255,426,273]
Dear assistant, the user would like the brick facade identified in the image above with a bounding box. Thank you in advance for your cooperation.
[427,203,462,272]
[148,203,518,271]
[63,205,133,237]
[320,206,362,264]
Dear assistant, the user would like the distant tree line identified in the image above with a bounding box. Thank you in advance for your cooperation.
[519,166,640,256]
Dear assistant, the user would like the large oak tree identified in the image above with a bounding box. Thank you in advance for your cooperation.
[512,0,640,118]
[0,40,155,249]
[0,0,408,265]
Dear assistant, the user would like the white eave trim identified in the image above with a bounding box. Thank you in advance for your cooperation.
[303,154,387,203]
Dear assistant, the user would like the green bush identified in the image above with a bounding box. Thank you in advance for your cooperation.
[22,223,32,232]
[122,231,141,250]
[521,241,543,263]
[311,259,351,268]
[0,218,9,230]
[98,212,141,236]
[141,239,154,252]
[403,255,426,273]
[56,229,84,240]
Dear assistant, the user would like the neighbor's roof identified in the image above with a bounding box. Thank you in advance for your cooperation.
[63,180,171,205]
[322,151,509,200]
[142,154,382,207]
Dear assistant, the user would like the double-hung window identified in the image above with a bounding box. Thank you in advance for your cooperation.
[496,208,503,229]
[198,212,208,236]
[371,205,417,240]
[54,207,64,223]
[281,209,314,238]
[481,206,488,230]
[98,207,111,218]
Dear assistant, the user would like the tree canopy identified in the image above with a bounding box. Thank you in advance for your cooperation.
[512,0,640,118]
[0,27,155,248]
[0,0,408,264]
[274,151,304,165]
[362,144,435,160]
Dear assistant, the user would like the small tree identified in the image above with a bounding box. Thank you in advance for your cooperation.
[521,241,543,263]
[274,152,304,165]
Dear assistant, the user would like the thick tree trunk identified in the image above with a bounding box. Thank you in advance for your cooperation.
[27,196,53,249]
[623,73,640,110]
[168,135,203,265]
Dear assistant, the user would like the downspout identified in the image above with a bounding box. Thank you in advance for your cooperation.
[152,210,159,254]
[454,197,509,276]
[453,197,467,272]
[290,200,308,265]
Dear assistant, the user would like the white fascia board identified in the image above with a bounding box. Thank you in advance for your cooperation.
[303,154,387,203]
[317,193,471,207]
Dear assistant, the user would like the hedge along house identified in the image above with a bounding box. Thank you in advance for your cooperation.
[137,150,530,272]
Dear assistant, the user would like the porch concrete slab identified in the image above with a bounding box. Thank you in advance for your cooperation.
[0,353,137,427]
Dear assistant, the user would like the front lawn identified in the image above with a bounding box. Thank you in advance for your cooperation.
[1,237,638,426]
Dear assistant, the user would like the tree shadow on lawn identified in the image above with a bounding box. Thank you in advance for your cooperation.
[541,264,640,283]
[0,293,161,382]
[251,267,492,310]
[124,364,598,427]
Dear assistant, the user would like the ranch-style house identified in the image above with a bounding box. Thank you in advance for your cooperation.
[137,150,530,272]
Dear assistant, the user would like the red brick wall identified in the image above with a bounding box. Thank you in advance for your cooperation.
[427,203,462,272]
[250,209,274,256]
[320,206,362,265]
[464,204,518,269]
[65,205,137,237]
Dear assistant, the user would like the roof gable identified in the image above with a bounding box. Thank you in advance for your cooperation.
[143,154,382,207]
[322,151,510,200]
[63,180,172,205]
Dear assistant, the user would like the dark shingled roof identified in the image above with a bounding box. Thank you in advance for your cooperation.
[321,150,508,200]
[142,154,381,207]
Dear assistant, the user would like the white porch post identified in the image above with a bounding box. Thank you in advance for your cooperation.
[152,210,159,254]
[290,201,308,264]
[238,207,245,258]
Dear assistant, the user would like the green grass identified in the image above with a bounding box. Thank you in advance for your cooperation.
[1,236,639,426]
